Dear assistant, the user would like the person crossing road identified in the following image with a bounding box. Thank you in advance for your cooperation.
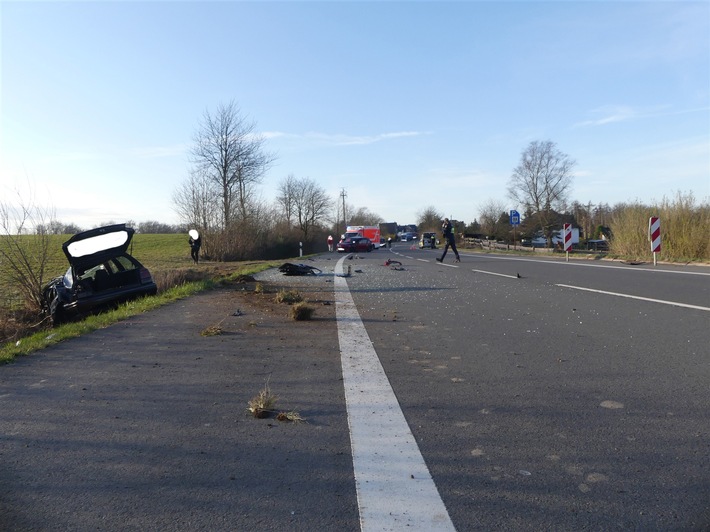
[436,217,460,263]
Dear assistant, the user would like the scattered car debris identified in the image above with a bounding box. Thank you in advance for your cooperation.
[278,263,323,276]
[384,259,404,270]
[337,265,352,277]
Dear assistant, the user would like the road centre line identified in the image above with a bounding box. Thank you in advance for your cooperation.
[334,256,456,531]
[472,269,520,279]
[556,284,710,312]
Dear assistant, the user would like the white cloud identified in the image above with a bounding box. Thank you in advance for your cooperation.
[574,104,709,128]
[267,130,429,147]
[574,105,640,127]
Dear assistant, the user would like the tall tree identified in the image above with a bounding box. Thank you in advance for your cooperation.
[173,170,218,232]
[275,174,298,228]
[507,140,576,243]
[278,175,332,241]
[417,206,444,231]
[190,101,274,228]
[478,199,507,238]
[348,206,383,226]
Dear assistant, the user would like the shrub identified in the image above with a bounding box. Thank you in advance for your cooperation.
[289,301,314,321]
[274,289,302,304]
[608,192,709,262]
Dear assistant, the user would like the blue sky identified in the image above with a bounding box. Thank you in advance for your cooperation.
[2,0,708,230]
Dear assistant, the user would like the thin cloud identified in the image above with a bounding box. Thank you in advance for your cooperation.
[266,130,429,147]
[331,131,427,146]
[574,105,639,127]
[575,104,709,128]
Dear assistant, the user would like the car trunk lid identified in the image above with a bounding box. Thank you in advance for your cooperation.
[62,224,135,273]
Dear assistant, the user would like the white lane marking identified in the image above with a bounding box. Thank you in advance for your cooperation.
[472,269,519,279]
[462,253,710,276]
[556,284,710,312]
[334,256,456,531]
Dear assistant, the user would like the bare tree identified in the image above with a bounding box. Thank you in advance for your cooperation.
[173,170,218,231]
[190,100,275,228]
[275,174,298,228]
[279,176,332,241]
[0,188,58,312]
[507,140,576,243]
[478,199,507,237]
[348,206,383,226]
[416,206,444,231]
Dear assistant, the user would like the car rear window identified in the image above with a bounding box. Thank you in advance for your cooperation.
[108,255,138,273]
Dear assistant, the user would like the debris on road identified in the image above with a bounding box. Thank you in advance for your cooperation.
[278,263,323,276]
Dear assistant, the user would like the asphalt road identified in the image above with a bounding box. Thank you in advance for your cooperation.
[1,246,708,531]
[350,244,710,531]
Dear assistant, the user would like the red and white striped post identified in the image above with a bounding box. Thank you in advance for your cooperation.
[563,223,573,261]
[648,216,661,266]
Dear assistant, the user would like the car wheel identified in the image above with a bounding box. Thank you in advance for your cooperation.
[49,297,65,326]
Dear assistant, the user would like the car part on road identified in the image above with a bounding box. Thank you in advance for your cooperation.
[278,263,323,276]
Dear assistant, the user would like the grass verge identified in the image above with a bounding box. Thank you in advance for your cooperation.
[0,262,278,364]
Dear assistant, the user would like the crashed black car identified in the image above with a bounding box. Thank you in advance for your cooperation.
[42,224,157,325]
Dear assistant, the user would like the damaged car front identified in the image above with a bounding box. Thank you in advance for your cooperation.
[42,224,158,325]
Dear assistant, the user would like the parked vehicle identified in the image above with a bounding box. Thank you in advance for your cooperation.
[586,239,609,251]
[337,236,374,253]
[419,232,437,249]
[42,224,158,325]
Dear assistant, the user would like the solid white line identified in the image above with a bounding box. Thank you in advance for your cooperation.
[556,284,710,311]
[463,253,710,276]
[472,269,519,279]
[334,256,456,531]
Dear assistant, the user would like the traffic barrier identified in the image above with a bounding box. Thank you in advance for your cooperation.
[648,216,661,266]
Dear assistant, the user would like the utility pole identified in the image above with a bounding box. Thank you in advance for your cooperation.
[340,188,347,235]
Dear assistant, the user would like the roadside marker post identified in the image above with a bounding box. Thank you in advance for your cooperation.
[563,223,573,262]
[648,217,661,266]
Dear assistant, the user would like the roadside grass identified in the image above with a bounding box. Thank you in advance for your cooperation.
[0,260,280,364]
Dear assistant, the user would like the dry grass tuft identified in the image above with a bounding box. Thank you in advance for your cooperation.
[153,268,212,292]
[275,289,303,304]
[289,302,315,321]
[200,325,222,336]
[254,282,264,294]
[200,318,225,336]
[277,410,306,423]
[247,384,278,418]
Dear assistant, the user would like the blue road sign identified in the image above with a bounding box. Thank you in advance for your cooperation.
[510,210,521,226]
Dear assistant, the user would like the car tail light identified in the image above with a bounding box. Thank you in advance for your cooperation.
[139,268,153,283]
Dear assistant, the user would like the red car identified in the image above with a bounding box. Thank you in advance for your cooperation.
[337,236,374,253]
